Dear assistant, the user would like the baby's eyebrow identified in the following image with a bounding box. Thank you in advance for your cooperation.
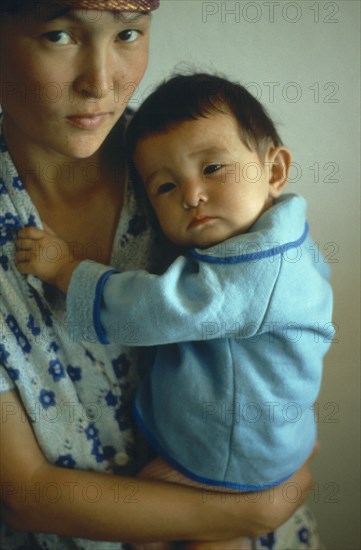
[188,145,230,158]
[144,169,161,187]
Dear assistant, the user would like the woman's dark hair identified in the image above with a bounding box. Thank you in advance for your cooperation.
[1,0,40,13]
[0,1,69,15]
[126,72,283,163]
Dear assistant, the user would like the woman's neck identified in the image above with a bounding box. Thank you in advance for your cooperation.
[4,121,106,203]
[3,116,126,263]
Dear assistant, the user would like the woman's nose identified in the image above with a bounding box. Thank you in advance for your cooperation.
[73,48,114,100]
[182,180,208,209]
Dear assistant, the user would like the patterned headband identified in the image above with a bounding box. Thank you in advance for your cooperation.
[2,0,160,13]
[68,0,159,11]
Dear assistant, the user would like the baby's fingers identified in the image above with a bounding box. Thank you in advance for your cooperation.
[17,226,47,240]
[16,237,38,252]
[16,241,41,268]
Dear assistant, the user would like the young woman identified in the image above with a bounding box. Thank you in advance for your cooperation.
[0,1,319,549]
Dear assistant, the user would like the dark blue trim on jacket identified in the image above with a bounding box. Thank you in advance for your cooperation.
[133,404,294,491]
[93,269,119,345]
[189,222,309,265]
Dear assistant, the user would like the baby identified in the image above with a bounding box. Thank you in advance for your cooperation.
[17,73,334,550]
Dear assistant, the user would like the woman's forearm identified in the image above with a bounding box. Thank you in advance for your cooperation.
[5,463,245,542]
[4,459,314,543]
[1,390,314,543]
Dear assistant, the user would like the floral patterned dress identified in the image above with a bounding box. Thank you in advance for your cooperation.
[0,113,155,549]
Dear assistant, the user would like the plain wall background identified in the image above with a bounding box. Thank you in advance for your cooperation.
[137,2,361,549]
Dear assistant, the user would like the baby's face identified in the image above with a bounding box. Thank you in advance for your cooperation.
[134,112,277,248]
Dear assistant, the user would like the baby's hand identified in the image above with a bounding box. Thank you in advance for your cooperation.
[16,227,79,293]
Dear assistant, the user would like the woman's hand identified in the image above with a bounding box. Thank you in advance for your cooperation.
[241,448,317,537]
[182,448,317,548]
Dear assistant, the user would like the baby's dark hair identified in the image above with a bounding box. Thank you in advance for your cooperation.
[126,72,283,163]
[126,73,283,259]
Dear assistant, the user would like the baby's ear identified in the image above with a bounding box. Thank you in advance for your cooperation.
[265,146,292,197]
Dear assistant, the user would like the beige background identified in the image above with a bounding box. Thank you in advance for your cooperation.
[138,1,361,548]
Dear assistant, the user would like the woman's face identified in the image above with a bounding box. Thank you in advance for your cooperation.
[0,6,150,159]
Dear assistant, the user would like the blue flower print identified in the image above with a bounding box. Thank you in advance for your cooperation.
[260,532,275,549]
[26,215,37,227]
[39,389,56,409]
[0,345,10,363]
[0,178,8,195]
[91,440,105,463]
[84,423,99,441]
[105,390,118,406]
[0,213,21,245]
[6,314,31,354]
[55,454,76,469]
[7,368,20,381]
[12,176,24,191]
[84,423,104,463]
[67,365,82,382]
[27,314,41,337]
[298,527,310,544]
[48,359,65,382]
[112,354,130,379]
[49,341,59,353]
[0,255,9,271]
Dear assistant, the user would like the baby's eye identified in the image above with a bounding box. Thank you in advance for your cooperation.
[203,164,224,175]
[157,182,176,194]
[43,31,72,45]
[118,29,141,43]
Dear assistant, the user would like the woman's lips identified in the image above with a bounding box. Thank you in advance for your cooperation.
[66,113,110,130]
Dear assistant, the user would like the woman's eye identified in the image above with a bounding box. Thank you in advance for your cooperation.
[158,182,176,194]
[118,29,140,43]
[203,164,224,175]
[43,31,72,45]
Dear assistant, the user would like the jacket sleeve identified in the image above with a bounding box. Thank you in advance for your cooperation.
[66,254,281,346]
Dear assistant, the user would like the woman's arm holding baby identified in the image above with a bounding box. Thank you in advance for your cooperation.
[1,390,316,543]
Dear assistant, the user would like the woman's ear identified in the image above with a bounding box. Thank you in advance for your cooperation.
[265,146,292,197]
